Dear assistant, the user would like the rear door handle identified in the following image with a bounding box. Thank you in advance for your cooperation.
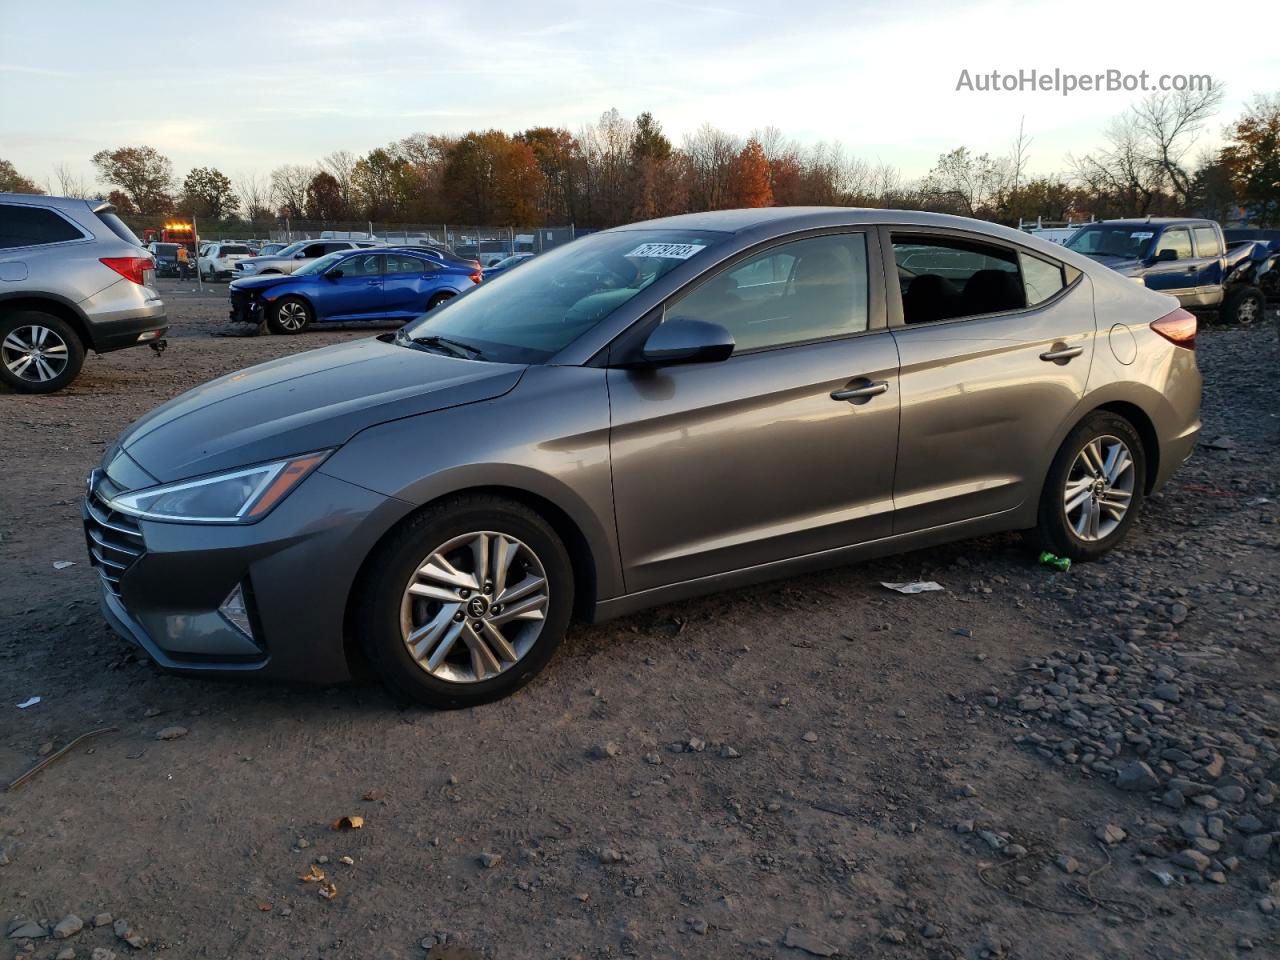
[1039,345,1083,362]
[831,380,889,402]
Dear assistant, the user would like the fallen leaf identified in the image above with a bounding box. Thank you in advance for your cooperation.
[361,788,385,802]
[299,864,325,883]
[318,882,338,900]
[52,560,76,570]
[256,901,272,912]
[331,815,364,830]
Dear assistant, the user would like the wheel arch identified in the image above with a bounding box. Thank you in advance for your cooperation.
[1089,400,1160,494]
[0,293,95,350]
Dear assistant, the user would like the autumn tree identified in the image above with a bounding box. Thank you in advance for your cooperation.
[351,149,407,220]
[91,145,174,213]
[1222,93,1280,226]
[629,112,685,220]
[305,171,345,220]
[727,138,773,208]
[0,158,43,194]
[520,126,582,224]
[106,190,136,214]
[181,166,239,219]
[442,131,546,226]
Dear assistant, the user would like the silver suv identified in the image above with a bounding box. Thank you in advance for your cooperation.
[234,239,380,277]
[0,194,167,393]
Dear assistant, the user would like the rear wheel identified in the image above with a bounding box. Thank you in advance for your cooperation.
[426,291,456,311]
[268,297,312,334]
[1222,285,1264,325]
[0,312,85,394]
[357,495,574,708]
[1035,412,1145,561]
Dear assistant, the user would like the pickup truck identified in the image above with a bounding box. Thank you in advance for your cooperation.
[1064,217,1274,324]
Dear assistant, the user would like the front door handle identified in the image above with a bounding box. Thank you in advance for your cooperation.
[1040,345,1083,363]
[831,380,889,402]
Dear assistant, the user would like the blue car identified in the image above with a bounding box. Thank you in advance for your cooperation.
[228,248,480,334]
[482,252,536,280]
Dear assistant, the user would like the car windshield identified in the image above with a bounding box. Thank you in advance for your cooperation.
[491,255,529,269]
[294,252,347,276]
[275,241,308,257]
[399,229,725,363]
[1066,225,1157,259]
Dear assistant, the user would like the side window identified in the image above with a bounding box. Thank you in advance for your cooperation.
[1019,252,1066,306]
[343,254,382,276]
[386,254,425,275]
[893,236,1025,324]
[669,233,869,351]
[302,243,327,258]
[0,205,86,249]
[1158,229,1192,260]
[1192,226,1222,257]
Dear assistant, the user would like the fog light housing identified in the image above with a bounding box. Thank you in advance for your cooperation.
[136,330,162,342]
[219,583,254,638]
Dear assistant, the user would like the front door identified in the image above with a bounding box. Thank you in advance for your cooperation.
[887,230,1096,533]
[1142,227,1198,304]
[608,230,901,593]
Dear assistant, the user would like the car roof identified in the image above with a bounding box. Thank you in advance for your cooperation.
[0,192,102,213]
[1090,218,1211,227]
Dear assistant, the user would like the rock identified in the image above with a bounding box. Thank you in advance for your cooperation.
[1116,761,1160,792]
[7,922,47,940]
[1055,855,1081,874]
[55,947,75,960]
[154,726,188,741]
[111,920,130,940]
[881,927,908,944]
[1147,867,1175,886]
[954,819,974,834]
[478,852,502,869]
[1004,844,1028,858]
[90,915,111,929]
[1096,824,1126,845]
[801,731,819,743]
[91,951,116,960]
[1236,814,1265,834]
[688,918,708,935]
[719,744,740,759]
[1172,848,1211,873]
[1243,834,1274,860]
[686,737,706,753]
[782,927,836,957]
[53,916,82,939]
[598,847,623,864]
[591,741,621,759]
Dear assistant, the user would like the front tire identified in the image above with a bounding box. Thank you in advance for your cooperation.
[357,495,574,708]
[0,312,85,394]
[268,296,312,334]
[1035,412,1146,561]
[1222,285,1264,325]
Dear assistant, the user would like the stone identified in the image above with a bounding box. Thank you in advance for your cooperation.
[598,847,623,864]
[478,852,502,869]
[90,915,111,929]
[90,951,116,960]
[1243,834,1273,860]
[154,726,188,741]
[688,918,708,935]
[55,947,75,960]
[686,737,706,753]
[7,922,46,940]
[719,744,740,759]
[783,927,836,957]
[1055,855,1081,874]
[882,927,908,944]
[52,916,82,939]
[801,731,819,743]
[1236,814,1265,833]
[1096,824,1126,845]
[1116,761,1160,792]
[592,741,621,759]
[111,920,130,940]
[1172,848,1211,873]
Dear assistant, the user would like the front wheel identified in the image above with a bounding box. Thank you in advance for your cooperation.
[1035,412,1146,561]
[268,296,312,334]
[1222,284,1264,325]
[357,495,574,708]
[0,312,85,393]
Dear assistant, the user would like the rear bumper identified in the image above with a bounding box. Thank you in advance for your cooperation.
[88,312,169,353]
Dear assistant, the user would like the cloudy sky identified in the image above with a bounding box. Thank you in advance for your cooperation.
[1,0,1275,191]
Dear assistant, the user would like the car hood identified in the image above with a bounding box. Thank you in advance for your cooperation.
[1081,253,1145,274]
[118,337,526,483]
[230,274,297,293]
[238,255,289,268]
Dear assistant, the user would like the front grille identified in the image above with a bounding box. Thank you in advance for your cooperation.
[84,476,145,597]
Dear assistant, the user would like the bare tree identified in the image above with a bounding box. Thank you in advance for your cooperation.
[235,172,274,221]
[1071,114,1165,216]
[270,164,317,217]
[320,150,359,213]
[1132,87,1226,208]
[1009,117,1032,199]
[50,161,91,198]
[682,123,740,211]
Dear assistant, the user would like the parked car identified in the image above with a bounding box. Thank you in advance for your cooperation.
[146,241,182,278]
[256,242,287,257]
[1,193,166,393]
[383,243,478,269]
[482,253,535,279]
[198,242,254,281]
[234,239,381,277]
[227,248,481,333]
[1064,218,1267,324]
[86,208,1199,707]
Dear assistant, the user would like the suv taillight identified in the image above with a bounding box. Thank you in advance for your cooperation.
[100,256,153,285]
[1150,307,1196,349]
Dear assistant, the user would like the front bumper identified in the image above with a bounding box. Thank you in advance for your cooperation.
[85,468,412,684]
[228,293,264,324]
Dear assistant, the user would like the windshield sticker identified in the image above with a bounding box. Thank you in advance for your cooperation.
[626,242,706,260]
[1129,232,1154,240]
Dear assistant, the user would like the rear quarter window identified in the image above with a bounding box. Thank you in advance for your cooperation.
[95,210,141,246]
[0,205,88,249]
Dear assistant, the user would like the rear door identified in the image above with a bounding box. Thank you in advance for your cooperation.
[383,253,440,319]
[1191,224,1225,303]
[320,253,384,321]
[887,228,1095,533]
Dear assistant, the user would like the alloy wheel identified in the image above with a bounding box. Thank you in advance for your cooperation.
[2,324,70,384]
[277,301,308,331]
[1063,435,1135,542]
[1237,296,1259,324]
[399,531,549,684]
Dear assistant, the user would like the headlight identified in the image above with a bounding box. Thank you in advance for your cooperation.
[107,452,330,523]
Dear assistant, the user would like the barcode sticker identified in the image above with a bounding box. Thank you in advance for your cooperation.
[626,242,706,260]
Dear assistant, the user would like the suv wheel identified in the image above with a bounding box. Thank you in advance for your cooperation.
[357,494,574,708]
[1036,412,1146,561]
[268,297,312,334]
[1223,285,1264,325]
[0,312,85,394]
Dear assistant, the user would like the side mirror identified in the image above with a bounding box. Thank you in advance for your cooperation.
[636,318,735,367]
[1155,248,1178,262]
[326,269,344,279]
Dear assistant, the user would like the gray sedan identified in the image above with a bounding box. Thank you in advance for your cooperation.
[85,208,1201,707]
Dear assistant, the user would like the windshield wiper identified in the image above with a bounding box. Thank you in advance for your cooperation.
[410,334,486,360]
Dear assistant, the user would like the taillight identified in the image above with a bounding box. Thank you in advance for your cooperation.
[1150,307,1196,349]
[470,269,483,285]
[100,256,152,285]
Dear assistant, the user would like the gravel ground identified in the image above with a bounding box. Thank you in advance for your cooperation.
[0,280,1276,960]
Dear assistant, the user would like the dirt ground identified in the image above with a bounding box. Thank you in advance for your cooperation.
[0,279,1277,960]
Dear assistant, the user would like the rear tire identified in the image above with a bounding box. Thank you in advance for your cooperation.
[0,312,85,394]
[268,296,312,334]
[1035,412,1146,561]
[426,291,456,311]
[357,495,574,709]
[1222,285,1264,325]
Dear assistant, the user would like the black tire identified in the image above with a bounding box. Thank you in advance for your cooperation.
[268,296,312,335]
[1035,411,1146,562]
[0,311,85,394]
[1222,285,1264,325]
[357,494,575,708]
[426,291,456,311]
